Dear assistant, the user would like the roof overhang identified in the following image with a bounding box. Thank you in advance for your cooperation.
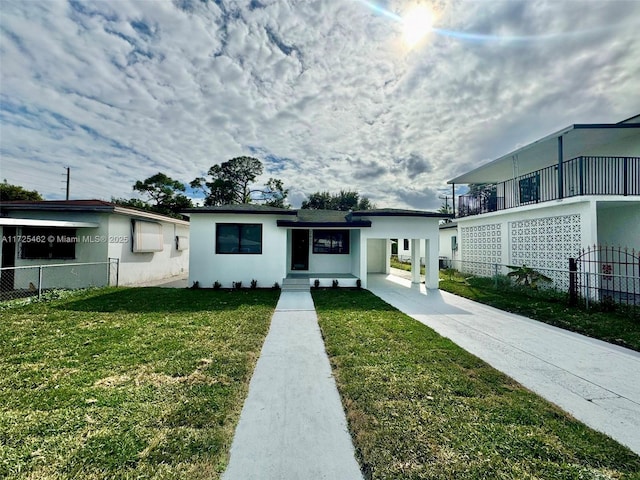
[277,220,372,228]
[448,123,640,184]
[0,218,99,228]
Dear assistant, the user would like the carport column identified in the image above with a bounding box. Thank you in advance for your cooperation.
[411,238,421,284]
[425,238,439,289]
[385,238,392,274]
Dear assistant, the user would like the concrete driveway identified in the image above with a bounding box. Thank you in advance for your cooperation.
[368,273,640,455]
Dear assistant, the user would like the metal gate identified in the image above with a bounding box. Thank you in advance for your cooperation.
[569,245,640,307]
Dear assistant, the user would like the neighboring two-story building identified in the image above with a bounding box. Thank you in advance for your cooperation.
[447,115,639,300]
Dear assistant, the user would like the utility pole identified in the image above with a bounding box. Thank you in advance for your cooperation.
[438,194,452,212]
[65,167,70,200]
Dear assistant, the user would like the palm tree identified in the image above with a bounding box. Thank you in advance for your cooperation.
[506,265,552,289]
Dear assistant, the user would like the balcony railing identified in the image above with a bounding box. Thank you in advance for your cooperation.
[457,156,640,218]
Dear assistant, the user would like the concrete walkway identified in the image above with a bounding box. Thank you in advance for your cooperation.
[223,291,363,480]
[368,273,640,455]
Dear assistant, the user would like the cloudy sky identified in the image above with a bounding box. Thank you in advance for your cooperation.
[1,0,639,209]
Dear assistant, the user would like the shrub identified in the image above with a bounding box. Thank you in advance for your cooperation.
[213,281,222,290]
[232,281,242,290]
[272,282,280,290]
[191,281,200,289]
[506,265,553,290]
[356,278,362,289]
[314,279,320,289]
[250,279,258,289]
[332,279,339,289]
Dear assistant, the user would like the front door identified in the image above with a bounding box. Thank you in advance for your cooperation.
[291,229,309,270]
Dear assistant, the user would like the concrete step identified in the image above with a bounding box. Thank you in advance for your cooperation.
[281,278,310,292]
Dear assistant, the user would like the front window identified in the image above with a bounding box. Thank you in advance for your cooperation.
[216,223,262,254]
[20,227,76,259]
[313,230,349,254]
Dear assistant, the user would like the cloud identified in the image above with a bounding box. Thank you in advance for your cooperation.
[1,0,639,208]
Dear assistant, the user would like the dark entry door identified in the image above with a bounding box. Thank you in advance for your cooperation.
[291,229,309,270]
[1,227,16,291]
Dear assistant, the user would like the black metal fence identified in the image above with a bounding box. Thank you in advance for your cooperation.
[457,156,640,217]
[570,245,639,308]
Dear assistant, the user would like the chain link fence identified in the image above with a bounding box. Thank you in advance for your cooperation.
[0,258,119,302]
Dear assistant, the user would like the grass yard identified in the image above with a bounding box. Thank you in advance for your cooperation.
[0,287,279,479]
[439,271,640,352]
[312,289,640,480]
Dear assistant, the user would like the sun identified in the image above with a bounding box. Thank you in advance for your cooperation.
[402,4,434,48]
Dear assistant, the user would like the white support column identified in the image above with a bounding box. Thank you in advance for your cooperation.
[384,239,391,274]
[359,235,368,288]
[411,238,421,284]
[425,238,439,289]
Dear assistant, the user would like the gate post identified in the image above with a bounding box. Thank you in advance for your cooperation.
[568,258,577,306]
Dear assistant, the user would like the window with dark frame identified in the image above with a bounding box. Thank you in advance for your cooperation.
[403,239,409,250]
[20,227,76,260]
[519,174,540,204]
[216,223,262,254]
[312,229,349,254]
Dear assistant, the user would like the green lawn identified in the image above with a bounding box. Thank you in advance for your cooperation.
[0,287,279,479]
[312,289,640,480]
[439,271,640,352]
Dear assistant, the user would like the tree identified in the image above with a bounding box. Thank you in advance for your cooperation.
[301,190,374,211]
[0,180,43,201]
[110,197,150,211]
[111,173,193,218]
[437,202,453,223]
[191,156,288,207]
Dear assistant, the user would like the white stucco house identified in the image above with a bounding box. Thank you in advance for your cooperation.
[0,200,189,292]
[185,205,449,289]
[438,221,459,268]
[447,115,639,298]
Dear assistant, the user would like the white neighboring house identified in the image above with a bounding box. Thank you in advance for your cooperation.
[0,200,189,290]
[438,221,459,268]
[447,115,639,294]
[185,205,448,289]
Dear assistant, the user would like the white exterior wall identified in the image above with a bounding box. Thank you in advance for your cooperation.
[439,226,459,265]
[188,213,288,288]
[596,201,640,250]
[366,238,386,273]
[108,215,189,286]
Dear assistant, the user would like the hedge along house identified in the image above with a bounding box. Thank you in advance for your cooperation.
[185,205,449,289]
[0,200,189,291]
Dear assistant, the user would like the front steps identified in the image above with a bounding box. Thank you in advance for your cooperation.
[281,278,311,292]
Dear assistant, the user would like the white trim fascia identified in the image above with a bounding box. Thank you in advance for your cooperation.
[112,206,189,226]
[0,218,99,228]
